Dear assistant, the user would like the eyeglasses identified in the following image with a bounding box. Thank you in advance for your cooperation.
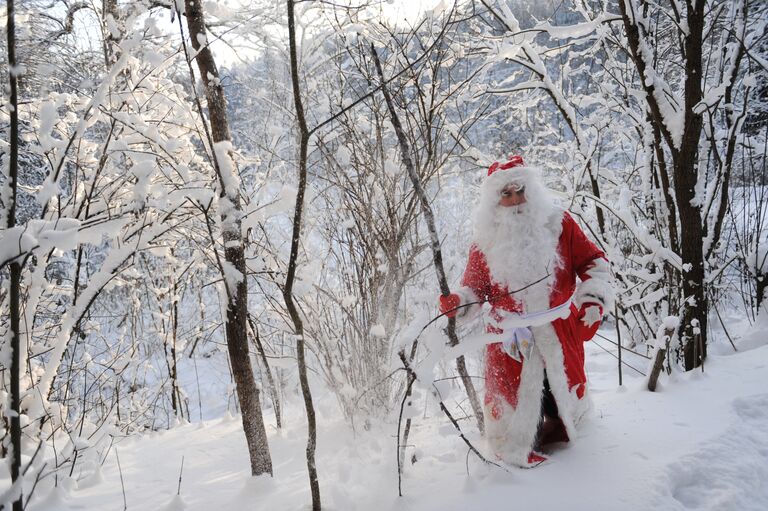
[500,184,525,197]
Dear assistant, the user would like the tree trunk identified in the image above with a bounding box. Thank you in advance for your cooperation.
[6,0,23,508]
[183,0,272,476]
[677,197,707,370]
[588,167,606,239]
[675,0,707,371]
[757,272,767,311]
[619,0,708,371]
[166,272,182,420]
[285,2,321,509]
[102,0,119,66]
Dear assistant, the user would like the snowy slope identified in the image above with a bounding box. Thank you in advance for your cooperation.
[24,333,768,511]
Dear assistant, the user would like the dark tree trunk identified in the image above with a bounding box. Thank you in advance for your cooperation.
[6,0,23,509]
[675,0,707,370]
[588,168,606,239]
[183,0,272,476]
[285,1,321,509]
[620,0,708,371]
[757,273,767,311]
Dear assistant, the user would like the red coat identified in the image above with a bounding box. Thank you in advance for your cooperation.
[459,211,608,465]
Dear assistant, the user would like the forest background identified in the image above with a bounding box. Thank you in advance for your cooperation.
[1,0,767,509]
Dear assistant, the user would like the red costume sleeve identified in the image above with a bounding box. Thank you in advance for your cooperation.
[460,245,491,301]
[561,212,613,341]
[564,212,605,280]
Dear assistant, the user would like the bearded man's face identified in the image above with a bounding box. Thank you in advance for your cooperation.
[498,182,527,208]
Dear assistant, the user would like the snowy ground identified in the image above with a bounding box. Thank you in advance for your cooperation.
[20,327,768,511]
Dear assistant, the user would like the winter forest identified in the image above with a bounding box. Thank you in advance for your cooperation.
[1,0,767,509]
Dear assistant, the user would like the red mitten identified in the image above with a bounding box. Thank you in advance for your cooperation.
[439,293,461,318]
[576,302,603,342]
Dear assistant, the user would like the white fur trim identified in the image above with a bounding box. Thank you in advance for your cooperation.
[586,256,611,278]
[455,286,480,322]
[485,348,545,466]
[581,305,603,327]
[574,272,614,310]
[486,322,591,465]
[534,323,591,437]
[481,166,539,196]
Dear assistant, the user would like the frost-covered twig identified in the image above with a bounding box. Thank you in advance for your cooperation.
[370,41,485,435]
[115,449,127,511]
[177,455,185,496]
[590,338,646,376]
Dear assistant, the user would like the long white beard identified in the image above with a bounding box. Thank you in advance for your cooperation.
[474,200,563,312]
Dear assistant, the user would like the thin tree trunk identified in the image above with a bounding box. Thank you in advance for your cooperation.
[704,1,746,262]
[6,0,23,508]
[757,272,767,310]
[167,271,181,420]
[285,2,321,508]
[650,120,681,315]
[163,329,178,417]
[172,281,181,418]
[396,368,417,496]
[247,315,282,429]
[588,168,606,238]
[652,122,680,255]
[398,339,420,481]
[183,0,272,476]
[370,44,485,434]
[615,305,623,387]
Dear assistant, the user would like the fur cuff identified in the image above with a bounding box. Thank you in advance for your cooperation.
[574,277,614,310]
[455,286,481,322]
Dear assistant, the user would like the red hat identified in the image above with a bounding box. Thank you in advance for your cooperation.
[488,154,525,176]
[481,154,537,198]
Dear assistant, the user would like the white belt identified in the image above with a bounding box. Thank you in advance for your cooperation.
[491,295,574,360]
[488,293,575,332]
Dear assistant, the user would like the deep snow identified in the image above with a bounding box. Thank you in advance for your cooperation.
[17,328,768,511]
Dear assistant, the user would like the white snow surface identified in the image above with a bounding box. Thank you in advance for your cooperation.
[15,333,768,511]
